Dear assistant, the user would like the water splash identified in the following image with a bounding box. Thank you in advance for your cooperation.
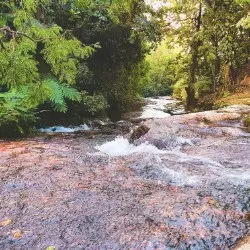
[95,136,195,157]
[95,136,250,187]
[95,137,165,156]
[38,124,92,133]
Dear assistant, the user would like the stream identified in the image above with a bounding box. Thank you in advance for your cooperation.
[0,97,250,249]
[37,97,184,134]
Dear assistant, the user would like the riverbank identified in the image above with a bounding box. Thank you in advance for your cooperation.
[216,86,250,107]
[0,103,249,249]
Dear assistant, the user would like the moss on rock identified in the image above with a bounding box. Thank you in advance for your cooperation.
[243,116,250,128]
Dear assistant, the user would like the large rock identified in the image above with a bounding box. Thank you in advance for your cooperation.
[0,105,249,249]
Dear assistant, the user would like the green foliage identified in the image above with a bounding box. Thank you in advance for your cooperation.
[173,78,188,100]
[238,13,250,28]
[42,79,82,112]
[0,38,39,88]
[195,77,213,99]
[243,116,250,127]
[0,78,83,134]
[66,0,160,115]
[43,38,95,84]
[141,38,182,97]
[81,91,109,115]
[0,90,36,136]
[0,0,161,135]
[158,0,250,108]
[0,0,95,135]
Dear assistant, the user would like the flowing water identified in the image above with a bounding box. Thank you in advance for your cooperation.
[37,96,184,133]
[38,124,93,133]
[0,97,249,249]
[140,97,174,119]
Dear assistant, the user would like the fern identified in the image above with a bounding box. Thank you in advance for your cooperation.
[0,0,100,136]
[60,83,82,102]
[0,78,82,135]
[42,79,81,112]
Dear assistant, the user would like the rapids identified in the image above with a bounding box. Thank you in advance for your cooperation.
[0,97,249,250]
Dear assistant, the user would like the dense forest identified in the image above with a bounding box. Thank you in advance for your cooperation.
[0,0,250,136]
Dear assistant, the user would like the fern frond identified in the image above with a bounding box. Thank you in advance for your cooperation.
[42,78,81,113]
[43,79,66,112]
[60,83,82,102]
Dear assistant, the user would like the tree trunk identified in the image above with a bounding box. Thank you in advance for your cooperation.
[186,2,202,110]
[186,42,199,109]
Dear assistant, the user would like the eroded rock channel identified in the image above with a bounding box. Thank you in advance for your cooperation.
[0,98,250,250]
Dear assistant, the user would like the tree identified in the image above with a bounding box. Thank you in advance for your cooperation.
[160,0,250,109]
[141,37,182,97]
[55,0,161,117]
[0,0,95,134]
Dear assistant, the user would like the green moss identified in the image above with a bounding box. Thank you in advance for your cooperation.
[243,116,250,127]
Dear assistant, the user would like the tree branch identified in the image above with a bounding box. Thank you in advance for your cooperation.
[0,26,75,42]
[0,26,42,42]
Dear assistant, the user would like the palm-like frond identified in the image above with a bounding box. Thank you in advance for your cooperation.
[60,83,82,102]
[42,78,81,113]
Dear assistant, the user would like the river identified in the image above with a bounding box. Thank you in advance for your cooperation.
[37,97,184,133]
[0,97,249,249]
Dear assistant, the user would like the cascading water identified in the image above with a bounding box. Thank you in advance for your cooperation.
[140,96,185,118]
[2,98,249,249]
[37,96,185,133]
[91,106,250,249]
[95,136,166,157]
[38,124,93,133]
[95,134,250,187]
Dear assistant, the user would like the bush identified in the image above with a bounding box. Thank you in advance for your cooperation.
[173,78,188,100]
[0,91,36,137]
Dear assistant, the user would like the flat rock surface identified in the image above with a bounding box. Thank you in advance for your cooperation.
[0,107,250,249]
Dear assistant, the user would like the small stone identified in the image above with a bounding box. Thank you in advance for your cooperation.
[51,165,62,170]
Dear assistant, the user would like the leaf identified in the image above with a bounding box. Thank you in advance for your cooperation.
[42,79,81,113]
[60,83,81,102]
[0,219,12,227]
[12,230,23,239]
[46,246,56,250]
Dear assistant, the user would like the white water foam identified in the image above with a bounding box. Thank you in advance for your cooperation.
[95,137,250,186]
[95,137,166,157]
[38,124,92,133]
[95,137,199,186]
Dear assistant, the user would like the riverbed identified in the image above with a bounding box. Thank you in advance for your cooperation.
[0,98,249,249]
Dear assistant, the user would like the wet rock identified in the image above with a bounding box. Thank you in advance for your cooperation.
[234,236,250,250]
[150,136,193,150]
[163,101,186,116]
[0,104,250,249]
[219,104,250,114]
[114,120,134,134]
[116,120,133,128]
[129,124,150,143]
[92,118,113,127]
